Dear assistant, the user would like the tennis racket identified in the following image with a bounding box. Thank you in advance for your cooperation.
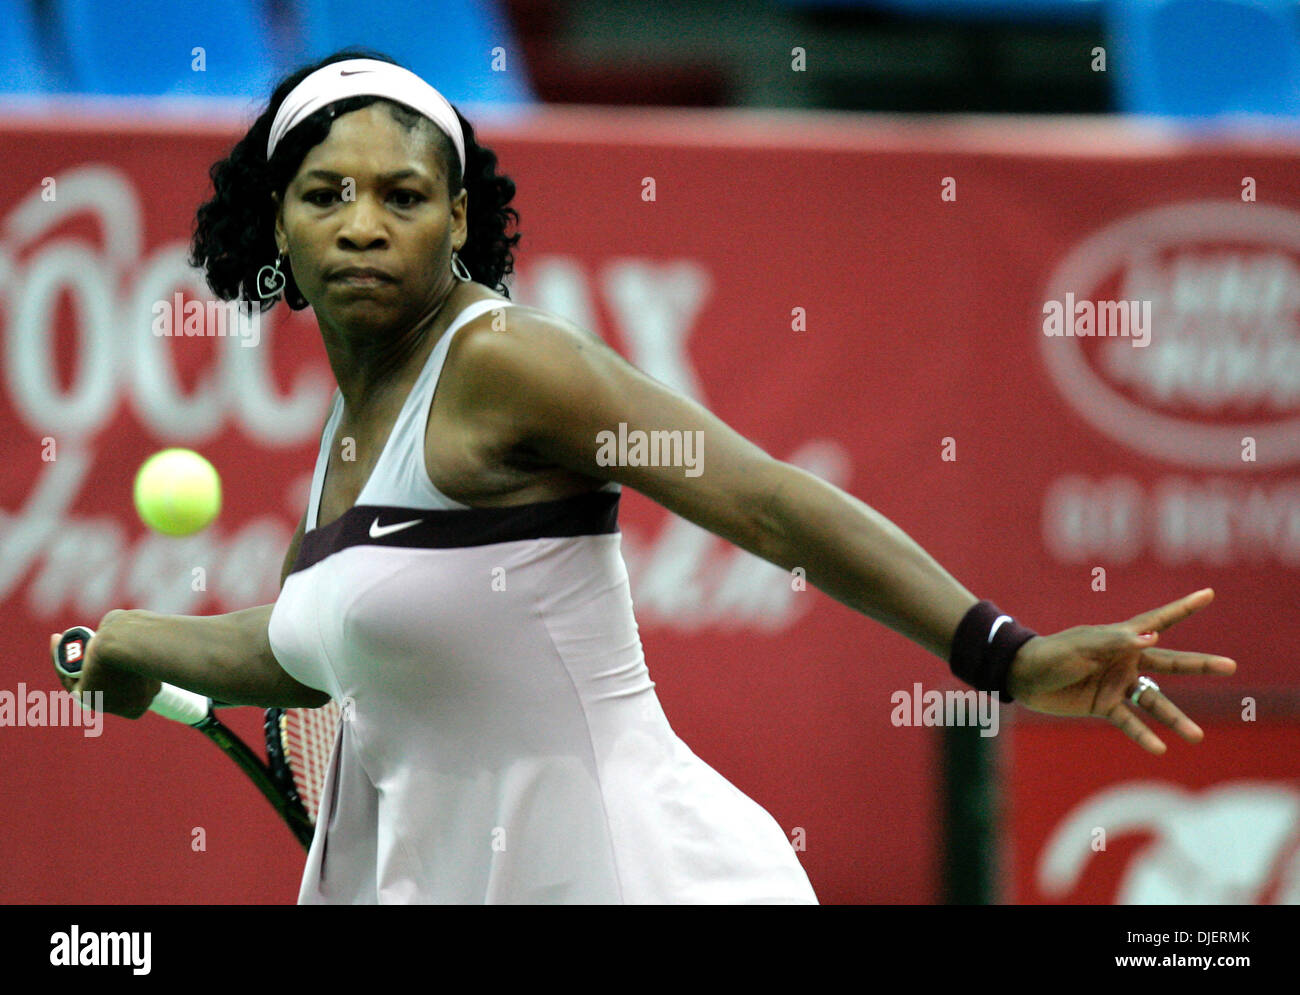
[53,625,341,850]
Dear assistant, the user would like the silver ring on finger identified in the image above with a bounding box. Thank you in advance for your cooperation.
[1129,674,1160,707]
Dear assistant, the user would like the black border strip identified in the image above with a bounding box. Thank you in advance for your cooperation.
[291,489,620,575]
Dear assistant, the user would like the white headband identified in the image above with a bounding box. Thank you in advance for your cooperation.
[266,58,466,181]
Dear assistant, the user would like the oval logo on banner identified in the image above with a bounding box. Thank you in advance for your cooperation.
[1037,200,1300,470]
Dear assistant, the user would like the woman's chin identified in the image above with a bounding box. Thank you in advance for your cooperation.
[320,298,408,333]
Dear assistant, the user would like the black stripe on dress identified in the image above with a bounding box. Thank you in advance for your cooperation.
[291,489,621,575]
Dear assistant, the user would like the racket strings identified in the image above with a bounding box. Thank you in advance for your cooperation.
[279,700,342,823]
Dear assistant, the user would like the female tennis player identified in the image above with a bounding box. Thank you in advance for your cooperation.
[52,49,1236,904]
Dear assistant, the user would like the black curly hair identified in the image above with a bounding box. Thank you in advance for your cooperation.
[189,48,521,312]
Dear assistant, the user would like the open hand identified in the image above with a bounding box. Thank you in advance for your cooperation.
[1007,589,1236,754]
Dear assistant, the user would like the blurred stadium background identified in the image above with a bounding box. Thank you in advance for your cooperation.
[1,0,1297,904]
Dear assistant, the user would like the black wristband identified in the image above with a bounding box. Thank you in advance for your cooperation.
[948,600,1037,704]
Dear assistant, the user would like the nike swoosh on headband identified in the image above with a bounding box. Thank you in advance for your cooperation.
[369,517,423,538]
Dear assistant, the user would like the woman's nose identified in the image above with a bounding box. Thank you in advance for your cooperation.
[336,196,388,248]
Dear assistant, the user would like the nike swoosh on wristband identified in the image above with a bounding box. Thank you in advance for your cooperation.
[339,69,372,76]
[987,615,1012,644]
[369,517,423,538]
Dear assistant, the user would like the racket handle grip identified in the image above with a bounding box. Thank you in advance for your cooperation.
[149,683,212,726]
[55,624,213,725]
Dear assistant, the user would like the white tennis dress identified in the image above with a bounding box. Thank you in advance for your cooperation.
[267,297,817,904]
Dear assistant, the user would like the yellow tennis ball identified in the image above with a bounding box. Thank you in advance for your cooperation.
[133,448,222,537]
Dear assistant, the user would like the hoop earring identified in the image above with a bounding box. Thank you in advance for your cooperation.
[257,254,287,300]
[451,250,472,283]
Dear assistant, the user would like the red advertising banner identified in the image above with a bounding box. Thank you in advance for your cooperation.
[1009,715,1300,903]
[0,107,1295,903]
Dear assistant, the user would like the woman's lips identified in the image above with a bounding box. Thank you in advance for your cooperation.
[328,267,396,284]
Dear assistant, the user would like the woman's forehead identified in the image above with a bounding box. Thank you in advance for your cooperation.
[296,105,445,183]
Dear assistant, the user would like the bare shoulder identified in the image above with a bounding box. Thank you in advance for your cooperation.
[444,298,610,397]
[451,298,604,357]
[431,291,616,498]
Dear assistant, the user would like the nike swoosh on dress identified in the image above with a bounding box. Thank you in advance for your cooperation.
[369,517,423,538]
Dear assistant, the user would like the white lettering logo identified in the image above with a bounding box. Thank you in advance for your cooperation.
[49,925,151,974]
[2,166,331,443]
[1038,200,1300,469]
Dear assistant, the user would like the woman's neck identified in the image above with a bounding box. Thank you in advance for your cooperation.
[321,278,471,419]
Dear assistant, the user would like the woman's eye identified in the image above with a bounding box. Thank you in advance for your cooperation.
[390,190,424,207]
[302,189,423,207]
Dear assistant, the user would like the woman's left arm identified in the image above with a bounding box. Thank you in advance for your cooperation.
[742,458,981,661]
[451,308,976,655]
[452,309,1235,750]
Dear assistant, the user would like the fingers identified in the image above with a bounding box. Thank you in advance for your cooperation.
[1106,700,1168,755]
[1130,681,1204,743]
[1138,646,1237,676]
[1124,588,1214,635]
[1108,678,1211,754]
